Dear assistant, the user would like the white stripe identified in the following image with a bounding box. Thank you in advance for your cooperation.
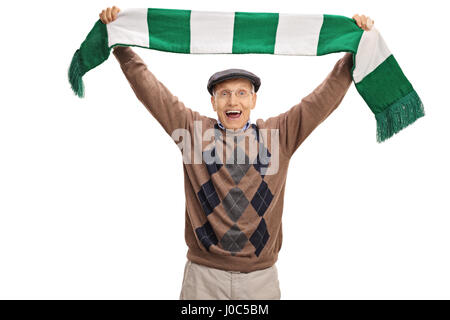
[353,27,392,83]
[274,14,323,55]
[107,8,149,48]
[190,11,235,53]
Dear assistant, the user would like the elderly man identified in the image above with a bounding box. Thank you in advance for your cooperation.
[100,6,374,300]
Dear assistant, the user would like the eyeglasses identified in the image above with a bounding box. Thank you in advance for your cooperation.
[214,88,254,99]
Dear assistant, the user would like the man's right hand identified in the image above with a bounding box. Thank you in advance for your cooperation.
[99,6,120,24]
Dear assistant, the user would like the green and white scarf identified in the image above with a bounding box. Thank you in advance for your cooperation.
[69,8,424,142]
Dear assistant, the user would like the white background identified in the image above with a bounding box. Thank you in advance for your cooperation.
[0,0,449,299]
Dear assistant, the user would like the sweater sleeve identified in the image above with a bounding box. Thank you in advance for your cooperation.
[265,52,353,158]
[112,46,204,138]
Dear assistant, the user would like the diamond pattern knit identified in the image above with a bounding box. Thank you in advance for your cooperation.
[195,124,274,259]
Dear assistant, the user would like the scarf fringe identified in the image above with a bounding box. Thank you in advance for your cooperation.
[68,49,85,98]
[375,90,424,143]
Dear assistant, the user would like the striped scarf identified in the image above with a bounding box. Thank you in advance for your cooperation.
[68,8,424,142]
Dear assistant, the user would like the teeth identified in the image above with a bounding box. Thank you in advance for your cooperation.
[226,111,241,114]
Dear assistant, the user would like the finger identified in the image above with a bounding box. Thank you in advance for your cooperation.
[360,15,368,29]
[363,16,372,30]
[112,6,120,19]
[101,9,108,23]
[106,7,113,22]
[100,9,106,23]
[353,16,362,28]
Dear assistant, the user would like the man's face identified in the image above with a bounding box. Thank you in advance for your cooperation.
[210,78,257,130]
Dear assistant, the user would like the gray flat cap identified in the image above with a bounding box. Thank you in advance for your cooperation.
[207,68,261,96]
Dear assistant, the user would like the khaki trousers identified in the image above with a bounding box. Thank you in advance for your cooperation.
[179,260,281,300]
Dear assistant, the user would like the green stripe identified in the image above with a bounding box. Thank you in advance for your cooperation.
[355,55,414,114]
[147,8,191,53]
[232,12,279,54]
[317,14,363,55]
[80,19,110,73]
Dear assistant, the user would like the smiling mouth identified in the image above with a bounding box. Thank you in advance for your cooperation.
[225,110,242,120]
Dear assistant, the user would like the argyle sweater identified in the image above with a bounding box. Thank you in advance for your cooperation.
[113,46,353,272]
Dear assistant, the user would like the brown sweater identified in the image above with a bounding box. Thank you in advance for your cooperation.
[113,46,353,273]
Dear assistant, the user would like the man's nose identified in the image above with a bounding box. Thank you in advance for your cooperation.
[229,94,238,104]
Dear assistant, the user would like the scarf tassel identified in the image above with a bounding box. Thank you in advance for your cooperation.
[375,90,424,143]
[68,49,85,98]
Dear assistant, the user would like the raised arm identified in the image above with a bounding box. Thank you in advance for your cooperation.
[261,13,374,158]
[267,52,354,158]
[99,6,202,137]
[113,46,202,136]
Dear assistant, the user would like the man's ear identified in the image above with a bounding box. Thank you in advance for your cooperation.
[251,93,257,110]
[211,95,217,112]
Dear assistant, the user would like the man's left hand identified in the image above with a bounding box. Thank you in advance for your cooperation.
[352,14,374,31]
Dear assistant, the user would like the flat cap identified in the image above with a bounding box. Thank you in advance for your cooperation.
[207,68,261,96]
